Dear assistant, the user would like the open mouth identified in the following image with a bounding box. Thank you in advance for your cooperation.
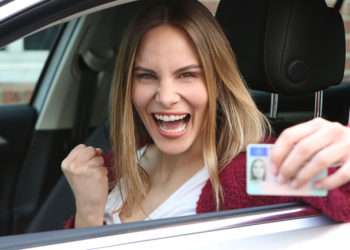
[152,113,191,135]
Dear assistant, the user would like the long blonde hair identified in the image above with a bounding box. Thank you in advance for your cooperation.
[110,0,270,213]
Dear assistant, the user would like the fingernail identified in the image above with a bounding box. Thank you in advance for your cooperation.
[278,175,286,184]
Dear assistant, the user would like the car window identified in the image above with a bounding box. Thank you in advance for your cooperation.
[338,0,350,82]
[200,0,220,14]
[0,25,61,105]
[326,0,350,83]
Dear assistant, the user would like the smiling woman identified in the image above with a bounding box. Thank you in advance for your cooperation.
[132,25,208,155]
[61,0,350,229]
[62,0,268,227]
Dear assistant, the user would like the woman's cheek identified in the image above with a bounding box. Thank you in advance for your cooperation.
[132,84,154,109]
[189,86,208,109]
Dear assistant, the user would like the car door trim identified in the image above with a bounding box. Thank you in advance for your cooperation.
[0,0,45,22]
[0,0,138,47]
[0,203,332,249]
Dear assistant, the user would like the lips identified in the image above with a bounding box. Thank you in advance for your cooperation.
[152,112,191,137]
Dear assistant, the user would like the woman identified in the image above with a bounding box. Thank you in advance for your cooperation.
[62,0,350,228]
[251,159,266,181]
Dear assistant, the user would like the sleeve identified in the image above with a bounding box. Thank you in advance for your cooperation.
[197,152,350,222]
[244,164,350,222]
[64,217,75,229]
[301,167,350,222]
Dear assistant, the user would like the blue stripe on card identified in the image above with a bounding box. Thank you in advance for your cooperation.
[249,147,268,156]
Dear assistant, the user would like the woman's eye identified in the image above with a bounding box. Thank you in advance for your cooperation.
[179,72,197,79]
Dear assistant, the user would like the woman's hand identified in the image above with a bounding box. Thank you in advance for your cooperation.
[61,144,108,227]
[270,118,350,190]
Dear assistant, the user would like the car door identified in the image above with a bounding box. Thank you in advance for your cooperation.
[0,203,341,250]
[0,9,63,236]
[0,0,102,235]
[0,0,142,236]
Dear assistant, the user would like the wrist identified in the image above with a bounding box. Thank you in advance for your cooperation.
[75,210,104,228]
[75,199,105,215]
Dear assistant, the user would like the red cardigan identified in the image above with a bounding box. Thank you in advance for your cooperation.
[64,149,350,228]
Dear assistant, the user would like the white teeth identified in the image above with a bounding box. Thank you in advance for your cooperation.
[154,114,187,122]
[159,122,187,133]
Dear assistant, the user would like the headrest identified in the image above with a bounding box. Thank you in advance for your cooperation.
[216,0,345,95]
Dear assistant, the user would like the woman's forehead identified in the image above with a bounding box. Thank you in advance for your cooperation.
[135,25,200,68]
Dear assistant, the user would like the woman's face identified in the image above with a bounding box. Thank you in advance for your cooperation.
[132,25,208,155]
[252,160,265,180]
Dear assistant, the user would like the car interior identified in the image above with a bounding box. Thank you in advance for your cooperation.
[1,0,350,238]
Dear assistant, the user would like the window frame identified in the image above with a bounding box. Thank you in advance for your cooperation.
[0,203,331,249]
[28,24,65,106]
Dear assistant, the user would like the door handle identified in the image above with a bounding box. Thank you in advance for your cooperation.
[0,136,8,146]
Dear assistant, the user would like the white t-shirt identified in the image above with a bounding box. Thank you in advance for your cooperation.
[104,156,209,224]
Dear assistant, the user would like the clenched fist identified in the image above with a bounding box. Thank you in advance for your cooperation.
[61,144,108,227]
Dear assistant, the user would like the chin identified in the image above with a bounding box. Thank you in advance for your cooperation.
[154,140,194,156]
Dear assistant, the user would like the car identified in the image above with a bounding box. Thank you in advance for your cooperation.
[0,0,350,249]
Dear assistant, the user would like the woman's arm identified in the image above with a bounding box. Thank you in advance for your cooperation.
[61,145,109,228]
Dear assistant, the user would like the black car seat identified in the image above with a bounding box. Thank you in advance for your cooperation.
[26,123,111,232]
[216,0,347,133]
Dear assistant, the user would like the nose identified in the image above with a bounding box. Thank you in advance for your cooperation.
[155,78,180,108]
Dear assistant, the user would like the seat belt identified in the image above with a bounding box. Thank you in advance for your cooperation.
[71,49,114,146]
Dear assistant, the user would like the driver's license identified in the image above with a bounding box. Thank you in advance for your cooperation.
[246,144,327,197]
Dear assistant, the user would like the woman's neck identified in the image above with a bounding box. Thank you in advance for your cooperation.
[140,142,204,185]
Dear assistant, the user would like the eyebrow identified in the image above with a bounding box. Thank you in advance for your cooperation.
[133,66,156,74]
[174,65,202,74]
[133,65,202,74]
